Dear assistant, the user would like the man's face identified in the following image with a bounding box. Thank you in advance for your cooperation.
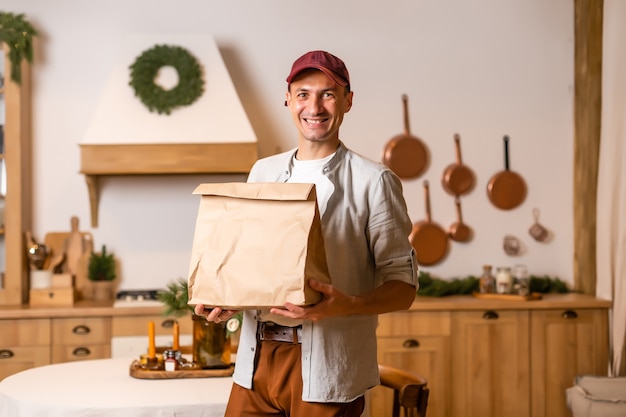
[286,69,353,145]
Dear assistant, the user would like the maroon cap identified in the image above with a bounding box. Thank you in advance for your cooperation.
[286,50,350,88]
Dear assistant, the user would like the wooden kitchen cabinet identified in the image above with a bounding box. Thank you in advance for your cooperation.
[51,317,111,363]
[112,314,193,337]
[530,308,609,417]
[369,294,610,417]
[374,311,451,417]
[0,319,50,380]
[451,309,530,417]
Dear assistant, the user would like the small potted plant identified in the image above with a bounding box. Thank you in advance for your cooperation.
[158,278,241,369]
[87,245,117,301]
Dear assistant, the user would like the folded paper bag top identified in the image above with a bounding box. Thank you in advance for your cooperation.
[187,182,331,310]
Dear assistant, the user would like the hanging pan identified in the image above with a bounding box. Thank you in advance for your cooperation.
[409,180,449,266]
[441,133,475,196]
[487,135,527,210]
[448,197,472,243]
[382,94,429,179]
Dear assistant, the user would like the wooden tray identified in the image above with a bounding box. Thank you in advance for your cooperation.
[129,360,234,379]
[472,292,543,301]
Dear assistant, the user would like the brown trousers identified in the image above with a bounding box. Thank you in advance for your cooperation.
[225,340,365,417]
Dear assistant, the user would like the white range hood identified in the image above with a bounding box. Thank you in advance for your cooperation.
[79,35,258,227]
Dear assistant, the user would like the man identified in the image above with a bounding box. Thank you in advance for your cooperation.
[194,50,418,417]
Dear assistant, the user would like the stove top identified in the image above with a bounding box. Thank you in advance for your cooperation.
[113,289,163,307]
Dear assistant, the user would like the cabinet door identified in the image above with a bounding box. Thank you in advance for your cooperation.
[374,311,451,417]
[0,346,50,381]
[530,308,609,417]
[374,335,450,417]
[451,310,530,417]
[0,318,51,380]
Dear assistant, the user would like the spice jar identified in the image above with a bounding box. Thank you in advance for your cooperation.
[496,267,513,294]
[479,265,495,294]
[163,349,180,371]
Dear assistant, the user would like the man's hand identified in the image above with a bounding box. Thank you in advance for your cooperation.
[268,279,416,322]
[193,304,238,323]
[269,279,356,322]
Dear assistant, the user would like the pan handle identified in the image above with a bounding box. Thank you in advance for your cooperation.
[454,133,463,164]
[455,197,463,223]
[423,180,432,222]
[402,94,410,136]
[503,135,510,171]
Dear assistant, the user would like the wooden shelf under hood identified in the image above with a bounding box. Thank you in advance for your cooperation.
[79,143,258,227]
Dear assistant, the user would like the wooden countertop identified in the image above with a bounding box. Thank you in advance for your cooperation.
[0,293,611,320]
[408,293,612,311]
[0,300,166,319]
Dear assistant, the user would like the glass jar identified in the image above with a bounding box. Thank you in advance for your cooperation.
[495,267,513,294]
[192,314,230,369]
[479,265,495,294]
[163,349,180,371]
[513,264,530,296]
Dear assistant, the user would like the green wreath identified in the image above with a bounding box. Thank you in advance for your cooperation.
[129,44,204,115]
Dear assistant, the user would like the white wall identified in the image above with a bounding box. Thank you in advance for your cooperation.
[3,0,574,290]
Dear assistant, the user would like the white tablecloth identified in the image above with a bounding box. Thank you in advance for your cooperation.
[0,358,233,417]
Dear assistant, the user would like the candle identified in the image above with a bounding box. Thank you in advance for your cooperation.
[173,321,180,351]
[148,321,156,358]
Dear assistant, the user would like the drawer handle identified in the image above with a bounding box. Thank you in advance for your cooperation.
[161,319,175,329]
[483,311,499,320]
[562,310,578,319]
[72,347,91,357]
[0,349,15,359]
[73,325,91,335]
[402,339,420,349]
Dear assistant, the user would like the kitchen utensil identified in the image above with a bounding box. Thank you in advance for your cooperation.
[448,197,472,242]
[503,234,521,256]
[487,135,527,210]
[382,94,429,179]
[441,133,475,196]
[529,208,549,242]
[409,180,449,265]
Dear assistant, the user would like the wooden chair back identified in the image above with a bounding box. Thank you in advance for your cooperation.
[378,364,429,417]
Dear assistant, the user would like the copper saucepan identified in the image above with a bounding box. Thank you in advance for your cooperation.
[382,94,429,179]
[448,197,472,243]
[442,133,475,196]
[409,180,449,266]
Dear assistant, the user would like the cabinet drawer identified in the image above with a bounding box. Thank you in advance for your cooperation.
[112,315,192,337]
[0,319,50,347]
[0,346,50,380]
[51,344,111,363]
[51,318,111,345]
[377,311,450,337]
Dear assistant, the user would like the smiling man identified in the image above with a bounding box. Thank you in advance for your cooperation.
[195,50,418,417]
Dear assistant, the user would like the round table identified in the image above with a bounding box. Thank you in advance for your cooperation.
[0,358,233,417]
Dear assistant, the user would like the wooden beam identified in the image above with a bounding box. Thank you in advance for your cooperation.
[573,0,603,294]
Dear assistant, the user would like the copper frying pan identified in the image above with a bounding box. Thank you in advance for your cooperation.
[442,133,475,196]
[382,94,429,179]
[409,180,449,266]
[487,135,527,210]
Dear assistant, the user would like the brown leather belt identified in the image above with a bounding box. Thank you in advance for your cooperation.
[257,322,302,344]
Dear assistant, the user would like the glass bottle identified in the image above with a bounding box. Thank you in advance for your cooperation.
[163,349,180,371]
[479,265,495,294]
[496,267,513,294]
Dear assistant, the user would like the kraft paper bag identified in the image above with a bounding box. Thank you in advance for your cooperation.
[187,182,331,309]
